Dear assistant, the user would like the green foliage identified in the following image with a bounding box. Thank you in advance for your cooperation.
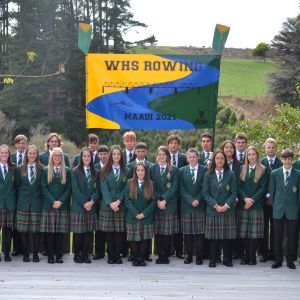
[252,42,270,60]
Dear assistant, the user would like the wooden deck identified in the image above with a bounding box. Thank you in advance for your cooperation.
[0,255,300,300]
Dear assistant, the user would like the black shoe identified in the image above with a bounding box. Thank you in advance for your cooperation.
[55,257,63,264]
[155,258,164,264]
[176,253,185,259]
[209,260,216,268]
[196,258,203,265]
[287,262,296,269]
[32,255,40,262]
[145,256,152,262]
[139,260,147,267]
[260,256,268,262]
[74,255,83,263]
[93,254,105,260]
[249,260,257,265]
[271,262,282,269]
[184,257,193,264]
[107,259,115,264]
[48,257,55,264]
[162,258,169,264]
[240,258,249,265]
[4,254,12,262]
[223,260,233,267]
[12,251,21,257]
[42,251,48,256]
[127,254,134,262]
[83,256,91,264]
[23,256,30,263]
[115,258,122,264]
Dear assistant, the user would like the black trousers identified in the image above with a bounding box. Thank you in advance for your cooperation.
[105,232,124,260]
[273,216,298,263]
[185,234,204,258]
[156,234,171,259]
[131,240,149,261]
[73,232,92,258]
[2,227,12,255]
[259,204,274,258]
[12,228,23,254]
[243,238,259,262]
[173,199,183,256]
[94,230,106,256]
[210,239,232,262]
[21,232,40,257]
[45,233,64,259]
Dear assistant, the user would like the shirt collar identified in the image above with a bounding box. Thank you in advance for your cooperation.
[215,169,224,175]
[283,167,292,175]
[190,164,198,170]
[0,162,8,168]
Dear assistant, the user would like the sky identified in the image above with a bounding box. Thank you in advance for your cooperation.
[125,0,299,48]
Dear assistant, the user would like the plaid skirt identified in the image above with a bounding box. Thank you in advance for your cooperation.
[154,210,179,235]
[40,210,70,233]
[70,211,96,233]
[126,222,154,241]
[0,209,14,228]
[97,209,126,232]
[15,211,41,233]
[237,208,264,239]
[181,211,205,235]
[205,213,237,240]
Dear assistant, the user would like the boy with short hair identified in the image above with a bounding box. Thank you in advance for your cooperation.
[199,132,213,166]
[122,131,137,164]
[235,133,247,164]
[11,135,28,166]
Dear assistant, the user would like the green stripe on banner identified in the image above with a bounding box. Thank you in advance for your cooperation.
[212,24,230,55]
[78,23,92,54]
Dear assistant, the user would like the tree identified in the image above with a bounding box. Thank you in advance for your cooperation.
[252,42,270,61]
[269,15,300,106]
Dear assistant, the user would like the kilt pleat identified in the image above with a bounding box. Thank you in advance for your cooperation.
[237,208,264,239]
[0,209,14,228]
[181,211,205,235]
[15,211,41,233]
[97,209,126,232]
[154,210,179,235]
[70,211,96,233]
[40,210,70,233]
[205,214,237,240]
[126,222,153,241]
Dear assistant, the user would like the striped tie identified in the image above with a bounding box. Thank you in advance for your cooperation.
[114,167,119,181]
[172,155,176,166]
[285,171,289,186]
[249,168,255,178]
[218,171,222,186]
[191,168,196,184]
[55,167,60,177]
[86,168,92,184]
[30,165,36,184]
[18,154,23,165]
[3,165,8,178]
[160,167,165,179]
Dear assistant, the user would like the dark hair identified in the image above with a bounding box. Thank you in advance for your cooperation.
[135,142,148,150]
[100,145,126,178]
[220,140,238,165]
[156,145,172,180]
[209,150,229,173]
[281,149,294,159]
[97,145,109,153]
[166,134,182,145]
[76,147,96,179]
[129,162,154,200]
[234,132,248,143]
[200,132,213,141]
[88,133,99,144]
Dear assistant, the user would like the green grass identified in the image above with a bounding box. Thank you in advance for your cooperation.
[219,59,278,97]
[127,46,182,55]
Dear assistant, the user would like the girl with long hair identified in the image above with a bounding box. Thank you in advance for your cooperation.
[40,147,71,264]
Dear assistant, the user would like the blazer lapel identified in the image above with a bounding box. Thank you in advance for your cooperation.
[285,169,296,191]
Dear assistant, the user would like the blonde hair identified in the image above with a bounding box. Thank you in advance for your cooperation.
[123,131,136,141]
[240,146,265,183]
[45,133,63,150]
[47,147,66,184]
[264,138,277,147]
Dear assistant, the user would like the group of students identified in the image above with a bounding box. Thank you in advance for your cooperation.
[0,131,299,269]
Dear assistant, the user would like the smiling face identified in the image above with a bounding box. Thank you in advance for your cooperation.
[223,142,234,160]
[157,149,167,165]
[82,150,92,167]
[112,149,121,164]
[215,152,225,170]
[0,146,9,164]
[247,148,258,166]
[98,151,109,164]
[52,150,62,166]
[15,139,27,153]
[187,151,199,167]
[27,147,38,164]
[136,165,146,181]
[265,142,276,158]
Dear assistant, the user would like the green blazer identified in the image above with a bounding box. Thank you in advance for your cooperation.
[179,165,207,214]
[99,167,130,211]
[149,164,179,215]
[0,165,16,211]
[261,156,282,171]
[15,165,44,212]
[203,170,237,217]
[237,166,269,210]
[176,152,188,168]
[292,159,300,171]
[127,160,154,178]
[199,151,213,166]
[11,152,25,166]
[72,153,100,169]
[122,150,136,164]
[39,151,70,168]
[230,160,242,178]
[71,168,99,213]
[124,179,156,225]
[269,167,300,220]
[41,167,71,211]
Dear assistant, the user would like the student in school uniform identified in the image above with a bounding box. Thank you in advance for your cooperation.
[221,140,242,260]
[72,133,100,169]
[270,149,300,269]
[93,145,109,260]
[40,147,71,264]
[199,132,214,166]
[167,134,188,259]
[179,148,206,265]
[237,146,269,265]
[122,131,137,164]
[259,138,282,262]
[125,163,156,266]
[235,133,248,164]
[98,145,130,264]
[39,133,70,168]
[150,146,179,264]
[0,145,16,262]
[71,147,98,264]
[15,145,43,262]
[203,150,237,268]
[11,135,28,257]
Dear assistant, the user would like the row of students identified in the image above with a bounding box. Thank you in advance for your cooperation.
[2,131,300,269]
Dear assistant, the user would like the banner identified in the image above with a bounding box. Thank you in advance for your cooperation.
[78,23,92,54]
[86,54,220,129]
[212,24,230,55]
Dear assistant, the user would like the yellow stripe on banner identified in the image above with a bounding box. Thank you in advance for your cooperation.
[79,23,91,32]
[216,24,230,33]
